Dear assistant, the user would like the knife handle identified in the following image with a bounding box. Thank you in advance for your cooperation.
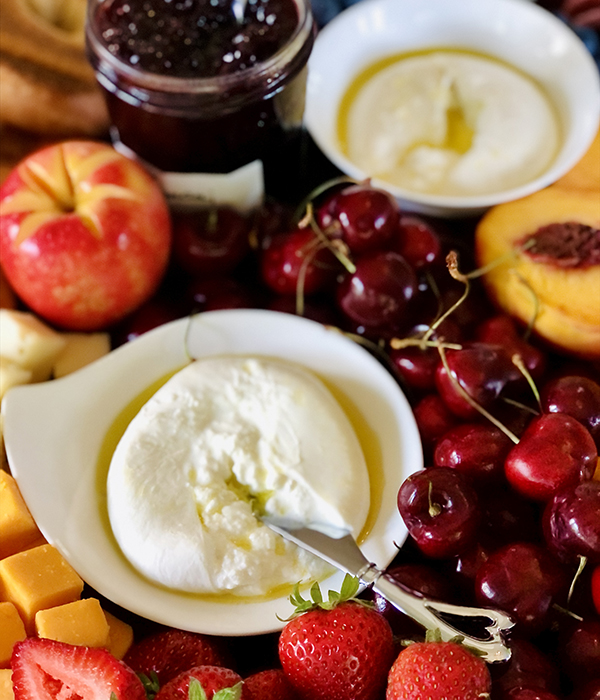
[368,569,514,664]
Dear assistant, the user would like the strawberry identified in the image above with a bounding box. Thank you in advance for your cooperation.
[154,665,248,699]
[386,630,492,700]
[124,628,231,685]
[11,637,146,700]
[278,574,395,700]
[243,669,300,699]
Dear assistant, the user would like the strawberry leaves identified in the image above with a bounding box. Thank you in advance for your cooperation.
[284,573,373,619]
[187,677,243,700]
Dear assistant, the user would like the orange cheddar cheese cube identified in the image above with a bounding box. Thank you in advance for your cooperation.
[0,601,26,668]
[0,544,83,634]
[104,610,134,660]
[0,471,44,560]
[0,668,15,700]
[35,598,110,648]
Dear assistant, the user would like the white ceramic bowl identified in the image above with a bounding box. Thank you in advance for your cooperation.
[2,309,422,636]
[305,0,600,217]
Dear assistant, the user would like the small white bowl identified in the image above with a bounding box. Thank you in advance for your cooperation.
[2,309,422,636]
[305,0,600,217]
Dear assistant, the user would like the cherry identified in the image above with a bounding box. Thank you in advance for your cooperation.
[541,374,600,448]
[118,297,184,343]
[393,214,443,270]
[542,480,600,564]
[492,638,561,697]
[558,618,600,686]
[570,679,600,700]
[480,489,541,546]
[187,276,258,312]
[476,315,547,381]
[397,467,481,558]
[505,413,597,501]
[412,394,458,456]
[433,423,512,487]
[260,228,339,297]
[454,540,493,583]
[474,542,567,635]
[336,251,418,333]
[593,566,600,615]
[267,295,340,326]
[434,343,521,420]
[389,319,462,392]
[325,182,400,254]
[371,563,454,636]
[172,207,250,275]
[504,689,561,700]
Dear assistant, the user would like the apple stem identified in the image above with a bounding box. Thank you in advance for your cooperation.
[437,342,520,445]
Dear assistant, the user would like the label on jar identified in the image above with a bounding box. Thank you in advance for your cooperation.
[112,132,265,213]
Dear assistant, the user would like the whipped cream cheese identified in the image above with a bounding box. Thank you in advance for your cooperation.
[341,50,560,196]
[107,356,370,595]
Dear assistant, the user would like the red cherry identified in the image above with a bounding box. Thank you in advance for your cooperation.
[504,689,561,700]
[542,480,600,564]
[558,618,600,686]
[397,467,481,558]
[505,413,597,501]
[119,298,184,343]
[569,679,600,700]
[412,394,458,457]
[474,542,567,635]
[541,374,600,449]
[433,423,513,487]
[434,343,521,420]
[336,251,418,333]
[371,563,453,636]
[328,183,400,254]
[260,228,338,296]
[393,214,443,269]
[476,315,547,381]
[188,276,258,312]
[492,638,561,697]
[593,566,600,615]
[172,207,250,275]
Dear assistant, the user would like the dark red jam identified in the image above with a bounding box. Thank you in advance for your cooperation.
[95,0,299,78]
[86,0,315,201]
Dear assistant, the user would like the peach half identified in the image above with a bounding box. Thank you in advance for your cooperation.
[475,187,600,360]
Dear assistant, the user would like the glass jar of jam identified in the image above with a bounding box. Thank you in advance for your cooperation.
[85,0,315,210]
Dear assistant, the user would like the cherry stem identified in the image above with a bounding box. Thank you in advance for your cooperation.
[421,252,469,345]
[509,270,540,341]
[437,342,520,445]
[568,555,588,608]
[389,336,463,352]
[293,175,356,224]
[463,237,536,281]
[501,396,540,416]
[511,353,542,413]
[427,480,442,517]
[302,202,357,274]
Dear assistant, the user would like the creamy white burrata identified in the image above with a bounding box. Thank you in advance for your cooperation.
[107,356,370,596]
[341,50,560,196]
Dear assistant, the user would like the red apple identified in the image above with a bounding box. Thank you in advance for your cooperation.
[0,140,172,330]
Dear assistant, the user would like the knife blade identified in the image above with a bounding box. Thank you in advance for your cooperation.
[262,516,514,664]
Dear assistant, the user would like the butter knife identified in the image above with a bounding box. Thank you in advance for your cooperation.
[262,517,514,664]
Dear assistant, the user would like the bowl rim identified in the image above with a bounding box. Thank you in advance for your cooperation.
[2,309,423,636]
[305,0,600,215]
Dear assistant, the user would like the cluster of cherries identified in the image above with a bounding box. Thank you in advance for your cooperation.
[117,180,600,699]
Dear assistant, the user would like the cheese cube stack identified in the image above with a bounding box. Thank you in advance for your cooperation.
[0,469,133,668]
[0,310,66,384]
[0,309,111,401]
